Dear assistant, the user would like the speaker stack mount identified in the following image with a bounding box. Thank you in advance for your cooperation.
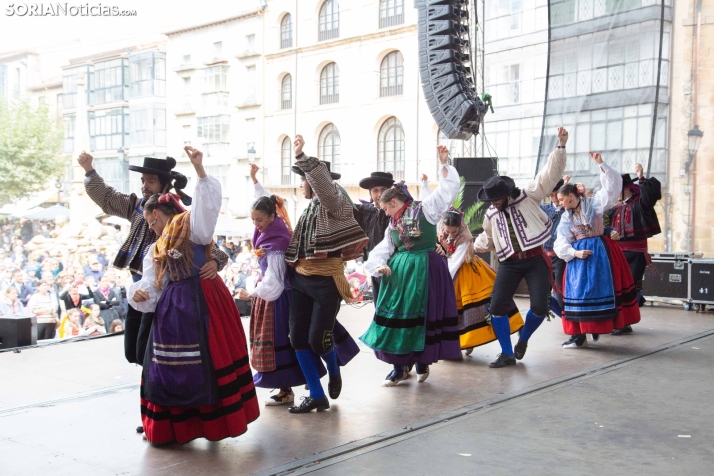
[417,0,488,140]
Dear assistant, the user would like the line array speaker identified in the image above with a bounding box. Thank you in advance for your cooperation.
[417,0,488,140]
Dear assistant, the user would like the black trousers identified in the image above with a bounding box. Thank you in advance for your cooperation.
[490,255,550,317]
[123,304,154,365]
[623,251,647,291]
[37,322,56,340]
[289,273,341,355]
[550,254,566,310]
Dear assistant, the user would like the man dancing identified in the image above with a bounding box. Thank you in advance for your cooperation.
[354,171,394,301]
[285,135,368,413]
[474,127,569,368]
[77,152,229,431]
[606,162,662,335]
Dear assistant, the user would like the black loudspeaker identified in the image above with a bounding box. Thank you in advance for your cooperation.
[453,157,498,209]
[417,0,488,140]
[0,315,36,349]
[642,259,689,301]
[689,259,714,304]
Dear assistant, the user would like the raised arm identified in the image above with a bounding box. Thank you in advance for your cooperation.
[635,163,662,208]
[79,152,139,220]
[526,128,568,203]
[590,153,622,215]
[185,147,222,245]
[422,146,460,224]
[250,164,271,198]
[293,135,346,213]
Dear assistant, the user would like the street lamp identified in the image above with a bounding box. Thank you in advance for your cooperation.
[247,145,256,163]
[687,125,703,159]
[54,178,62,203]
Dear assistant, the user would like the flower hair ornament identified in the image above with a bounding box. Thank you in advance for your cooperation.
[158,193,186,213]
[392,181,414,202]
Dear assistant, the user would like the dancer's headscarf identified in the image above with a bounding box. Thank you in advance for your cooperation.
[437,207,475,264]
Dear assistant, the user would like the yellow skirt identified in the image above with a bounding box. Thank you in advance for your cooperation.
[455,257,524,350]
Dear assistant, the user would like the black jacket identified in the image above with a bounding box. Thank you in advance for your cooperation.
[354,202,390,260]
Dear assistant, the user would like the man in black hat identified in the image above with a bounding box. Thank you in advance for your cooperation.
[605,163,661,334]
[77,151,229,370]
[284,135,368,414]
[354,171,394,301]
[474,127,569,368]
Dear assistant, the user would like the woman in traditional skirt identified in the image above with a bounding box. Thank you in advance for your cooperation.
[238,165,359,404]
[129,146,259,445]
[438,208,524,356]
[554,152,640,348]
[362,147,461,386]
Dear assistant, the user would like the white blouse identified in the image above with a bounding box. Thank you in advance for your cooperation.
[250,181,287,302]
[447,242,468,279]
[364,164,459,276]
[128,176,223,313]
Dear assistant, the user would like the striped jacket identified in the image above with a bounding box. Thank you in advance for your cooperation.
[285,154,368,263]
[84,171,229,275]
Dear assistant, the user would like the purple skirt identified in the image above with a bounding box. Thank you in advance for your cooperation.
[252,291,360,389]
[375,250,461,365]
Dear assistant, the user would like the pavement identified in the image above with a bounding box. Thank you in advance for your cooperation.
[1,300,713,475]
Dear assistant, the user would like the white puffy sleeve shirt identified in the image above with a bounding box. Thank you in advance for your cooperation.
[250,253,286,302]
[128,176,222,312]
[447,243,468,279]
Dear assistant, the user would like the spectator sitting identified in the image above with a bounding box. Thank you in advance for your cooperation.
[60,281,93,325]
[10,245,27,267]
[83,275,97,293]
[94,275,120,333]
[59,309,83,338]
[27,282,59,340]
[109,319,124,333]
[104,268,127,321]
[83,304,106,335]
[0,287,24,316]
[5,269,33,306]
[0,267,13,291]
[83,257,104,283]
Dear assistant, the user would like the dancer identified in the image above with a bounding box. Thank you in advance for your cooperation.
[554,152,640,347]
[540,175,569,316]
[606,163,662,335]
[474,127,569,368]
[438,208,523,356]
[355,171,394,302]
[361,146,460,386]
[128,146,259,445]
[284,136,367,413]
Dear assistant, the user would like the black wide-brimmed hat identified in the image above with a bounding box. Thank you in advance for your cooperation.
[621,173,634,187]
[552,178,565,193]
[477,175,517,202]
[292,160,341,180]
[128,157,177,177]
[359,171,394,190]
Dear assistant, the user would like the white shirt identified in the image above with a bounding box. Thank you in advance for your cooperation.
[128,176,222,312]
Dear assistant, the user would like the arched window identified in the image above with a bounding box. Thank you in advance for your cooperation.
[280,13,293,49]
[318,0,339,41]
[378,117,405,181]
[379,0,404,28]
[319,62,339,104]
[319,123,341,173]
[281,137,292,185]
[380,51,404,97]
[281,74,292,109]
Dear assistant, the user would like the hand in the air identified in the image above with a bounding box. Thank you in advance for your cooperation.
[557,127,569,147]
[294,135,305,156]
[77,151,94,172]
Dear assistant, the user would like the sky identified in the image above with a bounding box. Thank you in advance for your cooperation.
[0,0,258,54]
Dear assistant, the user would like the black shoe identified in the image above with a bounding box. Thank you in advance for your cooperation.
[563,335,587,348]
[638,295,646,307]
[611,325,633,336]
[136,425,144,434]
[328,373,342,399]
[591,333,600,342]
[288,396,330,413]
[415,362,430,383]
[489,353,517,368]
[514,339,528,360]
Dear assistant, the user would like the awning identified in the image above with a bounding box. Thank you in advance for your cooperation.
[0,189,58,215]
[19,205,70,221]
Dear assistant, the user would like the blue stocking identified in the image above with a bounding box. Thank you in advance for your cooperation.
[295,350,325,399]
[520,310,545,342]
[321,349,339,377]
[491,315,513,356]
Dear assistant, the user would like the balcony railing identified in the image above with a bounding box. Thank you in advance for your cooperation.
[379,13,403,28]
[320,93,339,105]
[318,27,339,42]
[380,84,403,97]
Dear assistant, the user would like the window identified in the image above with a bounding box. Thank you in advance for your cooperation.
[320,62,339,104]
[94,158,128,194]
[281,13,293,49]
[281,137,292,185]
[318,0,339,41]
[378,117,405,181]
[213,41,223,54]
[89,108,128,151]
[197,115,230,157]
[245,66,257,101]
[62,67,82,109]
[379,0,404,28]
[503,64,520,104]
[13,67,21,97]
[318,124,341,173]
[63,115,75,153]
[90,59,128,105]
[206,165,230,190]
[281,74,292,109]
[182,77,192,108]
[130,105,166,147]
[182,54,191,64]
[245,34,256,54]
[129,53,166,98]
[380,51,404,97]
[183,125,192,146]
[204,65,229,93]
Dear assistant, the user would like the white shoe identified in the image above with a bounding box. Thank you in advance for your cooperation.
[464,347,474,356]
[382,367,408,387]
[416,365,430,383]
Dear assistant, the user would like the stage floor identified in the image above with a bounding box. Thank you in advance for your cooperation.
[1,300,713,475]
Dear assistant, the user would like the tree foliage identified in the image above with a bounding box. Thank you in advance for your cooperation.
[0,98,64,206]
[452,176,487,233]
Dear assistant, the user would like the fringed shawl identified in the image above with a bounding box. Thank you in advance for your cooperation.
[153,211,213,288]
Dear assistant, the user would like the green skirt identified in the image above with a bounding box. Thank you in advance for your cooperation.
[360,249,429,354]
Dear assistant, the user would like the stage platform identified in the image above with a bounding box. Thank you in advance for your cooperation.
[1,300,713,475]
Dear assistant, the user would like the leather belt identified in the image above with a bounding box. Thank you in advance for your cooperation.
[506,246,544,261]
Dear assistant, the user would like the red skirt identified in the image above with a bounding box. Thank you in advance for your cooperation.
[562,236,641,335]
[140,278,260,445]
